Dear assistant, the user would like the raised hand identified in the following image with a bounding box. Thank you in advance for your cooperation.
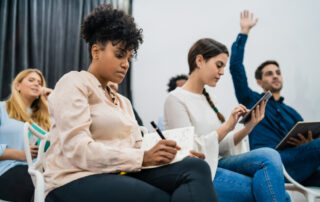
[240,10,258,34]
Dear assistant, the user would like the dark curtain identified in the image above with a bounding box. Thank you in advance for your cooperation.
[0,0,133,100]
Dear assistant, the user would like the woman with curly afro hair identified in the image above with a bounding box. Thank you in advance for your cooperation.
[43,4,218,202]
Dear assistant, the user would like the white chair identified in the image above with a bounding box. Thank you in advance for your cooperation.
[283,166,320,202]
[23,122,49,202]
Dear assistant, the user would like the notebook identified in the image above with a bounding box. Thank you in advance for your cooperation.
[141,126,195,169]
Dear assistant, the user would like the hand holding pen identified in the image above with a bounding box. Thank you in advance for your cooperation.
[141,121,181,167]
[151,122,205,160]
[150,121,180,150]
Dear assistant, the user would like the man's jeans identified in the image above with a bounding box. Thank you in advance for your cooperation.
[280,138,320,186]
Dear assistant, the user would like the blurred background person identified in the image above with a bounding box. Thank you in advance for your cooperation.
[0,69,51,202]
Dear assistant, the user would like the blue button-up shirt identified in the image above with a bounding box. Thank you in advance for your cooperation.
[230,34,303,150]
[0,101,27,176]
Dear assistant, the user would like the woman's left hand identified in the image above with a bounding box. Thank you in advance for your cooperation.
[189,150,205,159]
[244,100,268,133]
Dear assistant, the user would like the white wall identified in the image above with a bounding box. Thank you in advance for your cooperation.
[131,0,320,130]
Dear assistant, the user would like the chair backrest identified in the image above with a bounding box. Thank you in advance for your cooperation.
[23,122,49,173]
[23,122,49,202]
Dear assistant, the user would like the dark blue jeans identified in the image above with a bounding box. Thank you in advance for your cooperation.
[46,157,218,202]
[279,138,320,186]
[214,148,290,202]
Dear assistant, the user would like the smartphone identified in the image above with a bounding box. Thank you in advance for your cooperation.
[239,91,272,124]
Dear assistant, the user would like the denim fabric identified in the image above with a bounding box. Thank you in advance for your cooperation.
[280,138,320,186]
[214,148,290,202]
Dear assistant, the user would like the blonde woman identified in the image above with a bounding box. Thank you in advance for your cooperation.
[0,69,51,202]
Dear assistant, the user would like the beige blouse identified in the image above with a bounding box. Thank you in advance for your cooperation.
[43,71,144,196]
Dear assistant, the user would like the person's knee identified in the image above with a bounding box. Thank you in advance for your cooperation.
[309,138,320,147]
[253,148,283,169]
[214,169,254,202]
[180,157,212,178]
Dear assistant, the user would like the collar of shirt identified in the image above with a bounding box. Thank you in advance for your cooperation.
[83,71,119,105]
[263,92,285,103]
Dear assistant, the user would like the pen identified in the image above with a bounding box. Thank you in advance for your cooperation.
[150,121,166,140]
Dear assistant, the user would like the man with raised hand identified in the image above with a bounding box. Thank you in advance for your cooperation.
[229,10,320,186]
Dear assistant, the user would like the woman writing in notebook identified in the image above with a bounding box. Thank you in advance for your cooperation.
[0,69,51,201]
[43,4,218,202]
[164,11,290,202]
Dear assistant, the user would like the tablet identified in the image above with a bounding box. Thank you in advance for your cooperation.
[239,91,272,124]
[275,121,320,150]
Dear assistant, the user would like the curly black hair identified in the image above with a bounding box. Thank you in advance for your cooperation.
[167,74,188,92]
[81,4,143,60]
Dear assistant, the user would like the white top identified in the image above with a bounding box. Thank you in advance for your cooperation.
[164,87,248,179]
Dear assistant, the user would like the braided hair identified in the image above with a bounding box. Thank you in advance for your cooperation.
[202,88,225,123]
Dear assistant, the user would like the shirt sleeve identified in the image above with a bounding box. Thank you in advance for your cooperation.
[230,34,258,106]
[219,132,249,157]
[219,132,236,156]
[164,94,193,130]
[49,73,144,173]
[0,105,6,157]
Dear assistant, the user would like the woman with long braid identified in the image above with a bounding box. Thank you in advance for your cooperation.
[164,38,290,202]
